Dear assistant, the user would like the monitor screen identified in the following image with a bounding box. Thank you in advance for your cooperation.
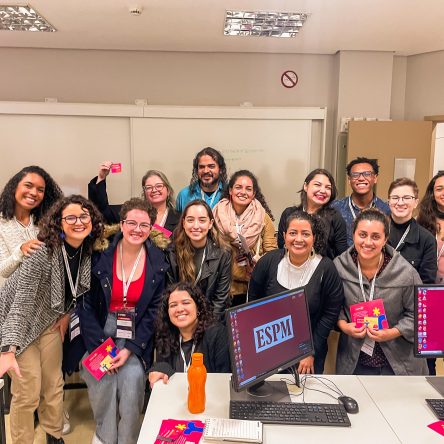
[226,287,314,392]
[414,285,444,358]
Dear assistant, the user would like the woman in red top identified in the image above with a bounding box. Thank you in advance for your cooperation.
[78,198,168,444]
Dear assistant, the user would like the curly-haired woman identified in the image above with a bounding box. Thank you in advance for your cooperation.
[213,170,277,306]
[0,165,63,280]
[248,210,344,375]
[0,195,103,444]
[148,282,230,388]
[166,200,232,321]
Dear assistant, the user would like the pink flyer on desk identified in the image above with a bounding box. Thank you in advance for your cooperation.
[154,419,205,444]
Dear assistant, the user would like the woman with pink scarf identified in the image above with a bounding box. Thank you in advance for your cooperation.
[213,170,277,306]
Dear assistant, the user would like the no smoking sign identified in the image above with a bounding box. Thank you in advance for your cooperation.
[281,70,298,88]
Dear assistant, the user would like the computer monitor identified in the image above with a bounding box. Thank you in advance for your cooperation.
[414,285,444,358]
[226,287,314,397]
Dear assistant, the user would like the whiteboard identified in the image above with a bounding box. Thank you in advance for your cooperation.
[0,114,131,203]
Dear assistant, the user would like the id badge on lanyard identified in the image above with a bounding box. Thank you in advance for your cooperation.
[116,307,136,340]
[69,311,81,341]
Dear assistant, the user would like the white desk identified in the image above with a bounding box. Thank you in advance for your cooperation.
[359,376,444,444]
[138,373,399,443]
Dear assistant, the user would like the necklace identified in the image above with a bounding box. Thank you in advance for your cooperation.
[65,248,81,260]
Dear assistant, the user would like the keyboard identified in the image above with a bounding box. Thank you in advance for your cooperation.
[426,399,444,420]
[229,400,351,427]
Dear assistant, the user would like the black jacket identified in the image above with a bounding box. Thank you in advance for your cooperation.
[149,323,231,377]
[248,249,344,374]
[88,176,180,233]
[388,218,437,284]
[73,233,168,372]
[277,206,348,260]
[165,240,232,321]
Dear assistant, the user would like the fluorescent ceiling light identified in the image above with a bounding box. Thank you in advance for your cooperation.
[225,10,308,37]
[0,4,56,32]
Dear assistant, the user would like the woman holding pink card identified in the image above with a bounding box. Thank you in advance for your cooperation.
[334,208,428,376]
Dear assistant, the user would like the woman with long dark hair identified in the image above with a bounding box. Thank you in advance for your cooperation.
[213,170,277,306]
[278,168,347,259]
[0,165,63,279]
[166,200,232,321]
[149,282,230,388]
[0,195,103,444]
[248,210,344,374]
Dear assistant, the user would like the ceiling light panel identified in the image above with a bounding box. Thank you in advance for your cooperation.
[225,10,308,37]
[0,5,56,32]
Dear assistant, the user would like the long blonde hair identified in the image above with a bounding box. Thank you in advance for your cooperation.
[174,200,229,282]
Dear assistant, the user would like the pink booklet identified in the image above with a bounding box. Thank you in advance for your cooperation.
[82,337,119,380]
[154,419,205,444]
[350,299,389,330]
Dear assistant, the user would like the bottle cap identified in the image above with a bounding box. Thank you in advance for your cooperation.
[191,352,204,364]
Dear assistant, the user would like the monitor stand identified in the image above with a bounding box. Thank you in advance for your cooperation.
[230,379,291,403]
[426,376,444,397]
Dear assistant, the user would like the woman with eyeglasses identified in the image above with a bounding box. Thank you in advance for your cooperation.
[0,195,103,444]
[277,168,347,260]
[76,198,168,444]
[166,200,232,321]
[387,178,436,284]
[88,161,180,236]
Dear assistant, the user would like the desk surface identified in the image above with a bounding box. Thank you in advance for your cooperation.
[358,375,444,444]
[138,373,400,443]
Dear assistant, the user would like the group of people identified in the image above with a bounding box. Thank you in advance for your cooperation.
[0,147,442,444]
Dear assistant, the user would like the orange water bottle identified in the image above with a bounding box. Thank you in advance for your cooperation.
[187,352,207,413]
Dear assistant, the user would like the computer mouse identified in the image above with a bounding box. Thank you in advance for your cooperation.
[338,395,359,414]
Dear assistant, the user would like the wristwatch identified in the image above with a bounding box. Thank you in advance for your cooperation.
[1,345,16,354]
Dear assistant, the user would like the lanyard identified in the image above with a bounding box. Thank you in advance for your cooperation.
[179,336,196,372]
[194,247,206,284]
[235,218,243,235]
[200,188,218,207]
[357,254,382,302]
[286,252,312,287]
[61,244,83,306]
[120,242,144,306]
[159,208,169,228]
[394,224,411,251]
[348,197,375,220]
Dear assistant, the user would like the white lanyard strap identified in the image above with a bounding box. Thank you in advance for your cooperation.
[394,224,411,251]
[120,242,144,305]
[357,254,382,302]
[348,197,375,220]
[159,208,169,228]
[201,188,218,207]
[235,218,243,235]
[61,244,83,306]
[194,247,207,284]
[179,336,196,372]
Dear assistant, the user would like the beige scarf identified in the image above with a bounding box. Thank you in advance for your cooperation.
[213,198,265,248]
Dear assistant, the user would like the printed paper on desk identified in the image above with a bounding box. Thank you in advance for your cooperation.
[110,163,122,173]
[350,299,389,330]
[82,337,119,381]
[427,420,444,437]
[154,419,205,444]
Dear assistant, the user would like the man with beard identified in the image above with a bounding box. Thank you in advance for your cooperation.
[176,147,228,212]
[332,157,390,246]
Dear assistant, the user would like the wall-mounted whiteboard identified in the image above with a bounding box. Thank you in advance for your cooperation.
[0,103,325,224]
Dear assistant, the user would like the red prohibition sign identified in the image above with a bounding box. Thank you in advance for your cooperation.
[281,70,298,88]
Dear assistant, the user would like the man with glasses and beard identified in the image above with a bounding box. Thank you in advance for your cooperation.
[176,147,228,212]
[332,157,390,246]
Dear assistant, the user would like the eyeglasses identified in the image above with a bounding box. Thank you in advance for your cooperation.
[143,183,165,193]
[122,220,152,231]
[349,171,374,180]
[388,195,416,203]
[62,214,91,225]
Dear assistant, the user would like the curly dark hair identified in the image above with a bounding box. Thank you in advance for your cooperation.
[0,165,63,222]
[352,208,389,238]
[37,195,104,255]
[189,147,228,193]
[120,197,157,226]
[346,157,380,176]
[222,169,274,221]
[154,282,215,357]
[299,168,337,210]
[417,171,444,235]
[283,210,327,256]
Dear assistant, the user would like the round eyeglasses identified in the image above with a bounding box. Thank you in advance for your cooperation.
[122,220,152,231]
[62,214,91,225]
[143,183,165,193]
[388,195,416,203]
